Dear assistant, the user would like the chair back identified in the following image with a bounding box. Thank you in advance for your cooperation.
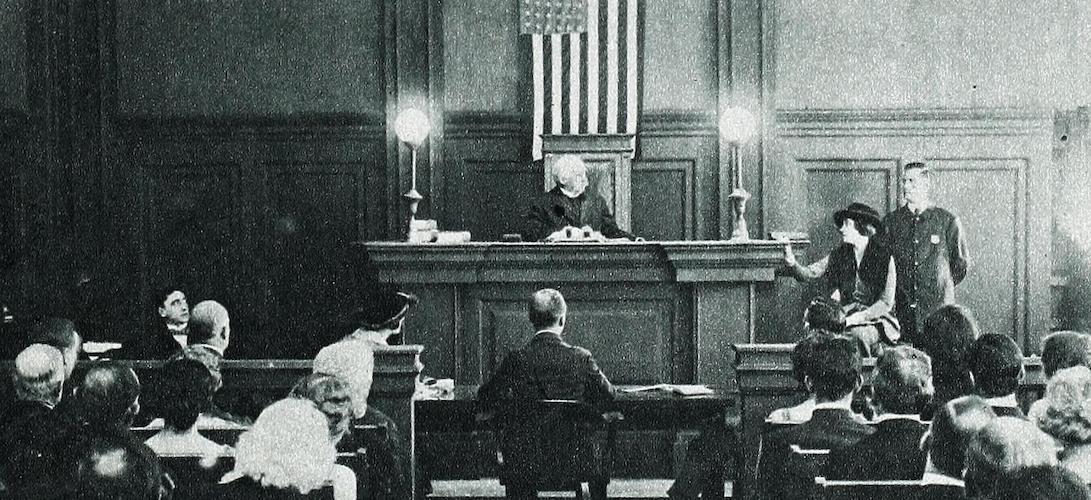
[159,454,235,500]
[493,399,615,493]
[785,445,830,500]
[814,477,955,500]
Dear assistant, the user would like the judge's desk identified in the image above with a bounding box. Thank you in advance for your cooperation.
[415,384,740,480]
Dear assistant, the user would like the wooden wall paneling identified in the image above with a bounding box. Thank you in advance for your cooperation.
[631,159,694,241]
[444,113,531,241]
[926,158,1025,340]
[474,283,680,386]
[639,114,720,241]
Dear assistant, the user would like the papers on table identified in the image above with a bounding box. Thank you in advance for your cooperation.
[622,384,715,396]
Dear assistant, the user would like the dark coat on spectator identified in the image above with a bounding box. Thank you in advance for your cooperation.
[756,408,875,500]
[0,400,74,499]
[825,417,928,480]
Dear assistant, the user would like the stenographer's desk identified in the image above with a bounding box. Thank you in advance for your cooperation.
[416,385,738,479]
[361,240,791,389]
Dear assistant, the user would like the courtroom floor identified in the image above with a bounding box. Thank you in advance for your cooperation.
[428,479,734,499]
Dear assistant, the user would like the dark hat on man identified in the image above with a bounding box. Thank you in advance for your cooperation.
[352,284,418,329]
[834,202,883,233]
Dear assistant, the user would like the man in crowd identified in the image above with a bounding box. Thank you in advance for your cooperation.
[827,346,933,479]
[28,317,83,381]
[882,162,969,345]
[72,361,143,435]
[69,432,167,500]
[967,333,1026,418]
[523,155,635,242]
[756,335,873,500]
[118,287,188,360]
[0,344,69,496]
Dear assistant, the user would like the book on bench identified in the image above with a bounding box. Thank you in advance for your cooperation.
[622,384,715,396]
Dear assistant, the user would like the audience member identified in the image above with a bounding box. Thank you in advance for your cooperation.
[341,284,417,347]
[982,465,1091,500]
[756,335,873,500]
[118,286,188,360]
[964,417,1058,498]
[1030,330,1091,421]
[72,361,142,435]
[967,333,1026,418]
[68,432,167,500]
[827,346,933,479]
[290,373,355,446]
[917,304,979,409]
[142,358,232,458]
[217,398,355,500]
[921,395,997,489]
[803,297,847,335]
[27,317,83,381]
[184,300,230,361]
[1035,365,1091,482]
[0,344,69,497]
[767,331,826,424]
[314,339,406,499]
[479,288,614,406]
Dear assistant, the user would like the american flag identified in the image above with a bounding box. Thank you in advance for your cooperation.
[522,0,641,159]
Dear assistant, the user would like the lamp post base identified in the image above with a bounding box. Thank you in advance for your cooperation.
[727,187,751,241]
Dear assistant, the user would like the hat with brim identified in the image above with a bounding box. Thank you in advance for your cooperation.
[352,284,418,330]
[834,202,883,233]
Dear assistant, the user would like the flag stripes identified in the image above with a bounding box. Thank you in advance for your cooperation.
[531,0,639,158]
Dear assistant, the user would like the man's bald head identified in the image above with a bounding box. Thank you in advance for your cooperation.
[77,362,141,430]
[12,343,65,405]
[528,288,567,330]
[188,300,230,350]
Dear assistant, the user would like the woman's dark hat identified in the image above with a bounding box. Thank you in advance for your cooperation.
[351,284,418,329]
[834,202,883,233]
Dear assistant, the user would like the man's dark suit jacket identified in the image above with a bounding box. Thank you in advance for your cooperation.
[117,322,183,360]
[478,330,614,407]
[756,407,875,500]
[523,186,632,242]
[0,400,72,496]
[825,417,928,480]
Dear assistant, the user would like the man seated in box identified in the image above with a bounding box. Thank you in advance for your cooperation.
[523,154,635,242]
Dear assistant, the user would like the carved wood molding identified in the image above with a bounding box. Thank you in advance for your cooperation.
[112,114,387,141]
[777,107,1053,137]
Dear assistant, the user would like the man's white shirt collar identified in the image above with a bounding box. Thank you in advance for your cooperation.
[874,413,923,423]
[536,327,564,336]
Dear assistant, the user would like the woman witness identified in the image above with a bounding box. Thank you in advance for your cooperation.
[217,399,356,500]
[782,202,899,356]
[1035,365,1091,483]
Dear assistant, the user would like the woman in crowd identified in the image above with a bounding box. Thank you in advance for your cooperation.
[143,358,233,459]
[1035,365,1091,482]
[289,373,355,447]
[964,417,1058,498]
[782,202,899,356]
[1030,331,1091,421]
[218,398,356,500]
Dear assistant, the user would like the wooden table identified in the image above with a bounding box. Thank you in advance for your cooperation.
[415,385,739,480]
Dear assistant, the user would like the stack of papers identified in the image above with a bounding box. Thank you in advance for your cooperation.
[622,384,715,396]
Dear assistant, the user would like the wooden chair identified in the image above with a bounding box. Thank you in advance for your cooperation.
[786,445,830,500]
[814,477,956,500]
[489,400,616,500]
[158,454,235,500]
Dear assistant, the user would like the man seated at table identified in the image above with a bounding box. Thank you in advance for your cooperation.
[479,288,614,407]
[523,155,635,242]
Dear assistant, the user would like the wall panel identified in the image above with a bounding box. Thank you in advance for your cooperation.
[113,0,385,117]
[643,0,718,112]
[442,0,524,113]
[0,0,27,113]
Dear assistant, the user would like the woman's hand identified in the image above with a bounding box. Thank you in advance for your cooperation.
[781,240,798,267]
